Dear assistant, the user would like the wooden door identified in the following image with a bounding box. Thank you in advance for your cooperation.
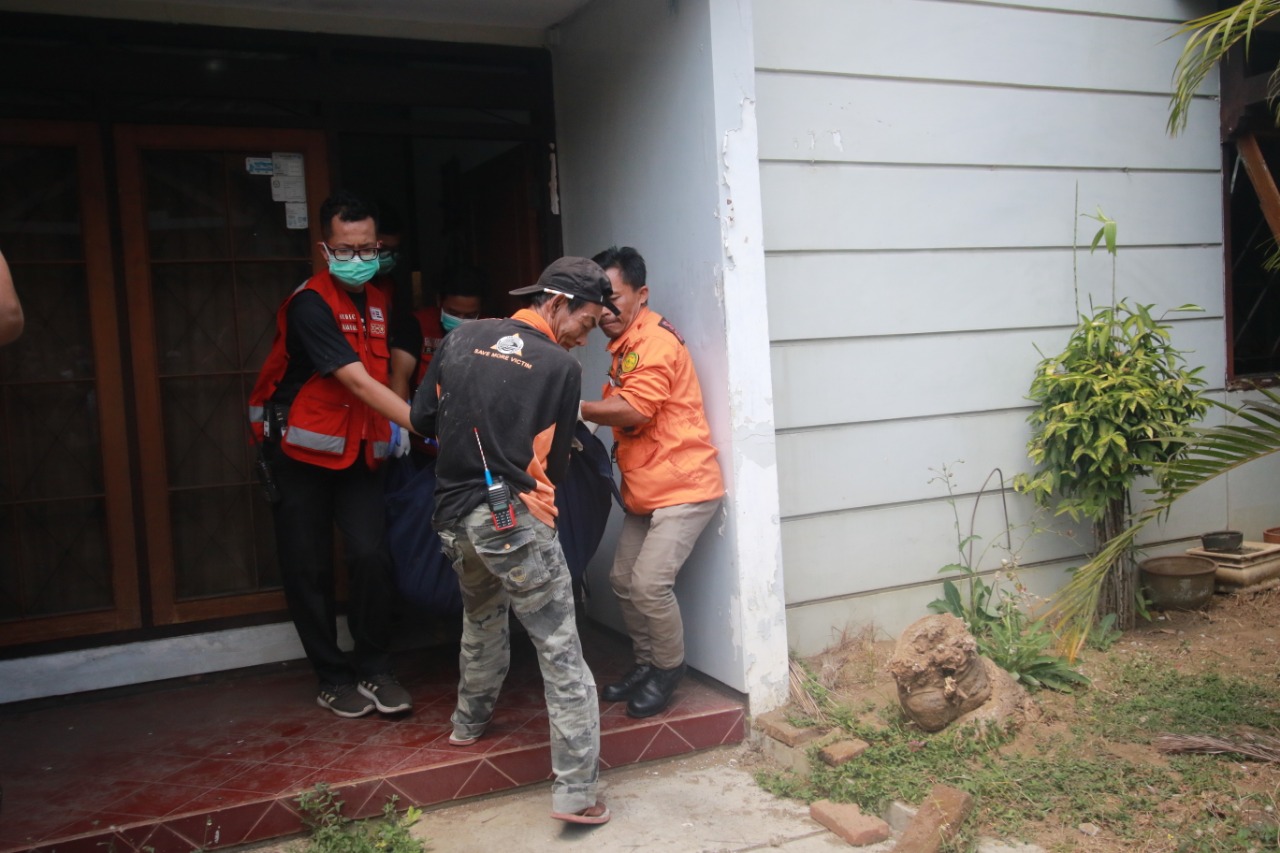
[0,121,139,645]
[115,126,329,624]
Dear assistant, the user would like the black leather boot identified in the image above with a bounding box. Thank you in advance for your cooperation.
[601,664,653,703]
[626,663,686,718]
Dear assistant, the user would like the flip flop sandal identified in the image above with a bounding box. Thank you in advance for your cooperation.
[447,719,490,747]
[447,733,481,746]
[551,801,610,825]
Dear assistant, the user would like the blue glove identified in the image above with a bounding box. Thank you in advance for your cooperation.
[389,421,410,458]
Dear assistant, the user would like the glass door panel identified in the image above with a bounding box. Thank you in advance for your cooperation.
[116,126,328,624]
[0,122,139,645]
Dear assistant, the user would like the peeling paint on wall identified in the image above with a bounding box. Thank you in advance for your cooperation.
[716,88,790,711]
[719,97,758,276]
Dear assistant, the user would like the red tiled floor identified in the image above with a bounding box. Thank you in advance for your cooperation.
[0,624,744,853]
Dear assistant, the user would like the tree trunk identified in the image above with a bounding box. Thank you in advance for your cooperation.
[1094,496,1137,629]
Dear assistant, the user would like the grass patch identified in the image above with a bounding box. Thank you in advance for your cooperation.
[294,783,428,853]
[1092,654,1280,741]
[760,653,1280,852]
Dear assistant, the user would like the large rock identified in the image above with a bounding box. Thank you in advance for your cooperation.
[953,657,1037,731]
[886,614,991,732]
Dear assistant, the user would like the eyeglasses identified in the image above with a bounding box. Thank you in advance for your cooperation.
[324,243,381,262]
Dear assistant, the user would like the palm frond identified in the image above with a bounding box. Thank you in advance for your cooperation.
[1047,387,1280,657]
[1168,0,1280,136]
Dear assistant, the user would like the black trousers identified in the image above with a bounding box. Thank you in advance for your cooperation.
[268,444,396,687]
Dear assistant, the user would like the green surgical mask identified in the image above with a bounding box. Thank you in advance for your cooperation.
[328,256,379,287]
[378,250,399,275]
[440,310,469,333]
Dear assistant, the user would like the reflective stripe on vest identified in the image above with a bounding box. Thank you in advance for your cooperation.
[286,426,346,455]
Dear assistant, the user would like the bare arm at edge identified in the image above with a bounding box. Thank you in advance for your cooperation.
[0,250,24,346]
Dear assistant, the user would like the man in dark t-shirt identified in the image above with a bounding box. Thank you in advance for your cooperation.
[410,257,617,826]
[249,191,420,719]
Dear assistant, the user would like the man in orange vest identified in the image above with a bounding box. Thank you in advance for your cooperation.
[389,268,486,400]
[580,246,724,718]
[248,191,419,719]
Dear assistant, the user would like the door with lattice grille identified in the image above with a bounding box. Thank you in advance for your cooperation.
[1,123,332,646]
[116,126,330,625]
[0,121,140,646]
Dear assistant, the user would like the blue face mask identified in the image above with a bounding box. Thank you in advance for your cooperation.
[440,310,469,333]
[378,250,399,275]
[327,256,379,287]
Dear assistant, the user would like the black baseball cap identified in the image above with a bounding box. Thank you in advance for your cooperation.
[510,256,620,315]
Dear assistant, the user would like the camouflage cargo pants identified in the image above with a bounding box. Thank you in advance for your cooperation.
[437,505,600,814]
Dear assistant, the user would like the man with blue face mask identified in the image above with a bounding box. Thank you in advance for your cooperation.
[390,267,487,396]
[248,191,422,719]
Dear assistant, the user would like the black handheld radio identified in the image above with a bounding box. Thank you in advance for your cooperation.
[473,427,516,531]
[246,413,281,506]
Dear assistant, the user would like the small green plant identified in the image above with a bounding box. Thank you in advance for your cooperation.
[1084,612,1122,652]
[926,463,1088,692]
[294,783,427,853]
[926,463,1010,635]
[1014,206,1208,637]
[983,603,1090,692]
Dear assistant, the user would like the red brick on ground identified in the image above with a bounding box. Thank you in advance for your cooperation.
[820,738,870,766]
[810,799,891,846]
[754,709,824,747]
[893,784,975,853]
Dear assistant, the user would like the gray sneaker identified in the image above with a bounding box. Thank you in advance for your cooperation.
[316,683,375,718]
[358,673,413,714]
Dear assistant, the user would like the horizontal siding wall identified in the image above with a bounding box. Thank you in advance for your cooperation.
[754,0,1233,654]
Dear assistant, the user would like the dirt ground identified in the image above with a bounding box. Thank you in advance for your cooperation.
[795,585,1280,853]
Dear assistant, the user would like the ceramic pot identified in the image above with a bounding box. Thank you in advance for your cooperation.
[1265,527,1280,545]
[1139,556,1217,610]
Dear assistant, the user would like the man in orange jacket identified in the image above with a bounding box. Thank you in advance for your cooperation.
[580,246,724,718]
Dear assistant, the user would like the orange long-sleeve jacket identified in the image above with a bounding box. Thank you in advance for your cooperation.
[602,307,724,515]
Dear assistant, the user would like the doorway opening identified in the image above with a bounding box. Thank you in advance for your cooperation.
[0,12,559,653]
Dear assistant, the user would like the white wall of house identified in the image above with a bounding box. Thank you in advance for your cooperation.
[552,0,789,710]
[753,0,1280,655]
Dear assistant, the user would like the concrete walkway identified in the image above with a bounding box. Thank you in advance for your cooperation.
[238,744,1043,852]
[407,745,851,853]
[397,744,1042,853]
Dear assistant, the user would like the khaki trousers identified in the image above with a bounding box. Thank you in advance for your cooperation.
[609,498,721,670]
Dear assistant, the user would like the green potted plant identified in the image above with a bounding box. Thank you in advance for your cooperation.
[1050,386,1280,655]
[1012,210,1209,631]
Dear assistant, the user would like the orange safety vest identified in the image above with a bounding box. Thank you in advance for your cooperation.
[603,307,724,515]
[412,306,445,388]
[248,270,393,470]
